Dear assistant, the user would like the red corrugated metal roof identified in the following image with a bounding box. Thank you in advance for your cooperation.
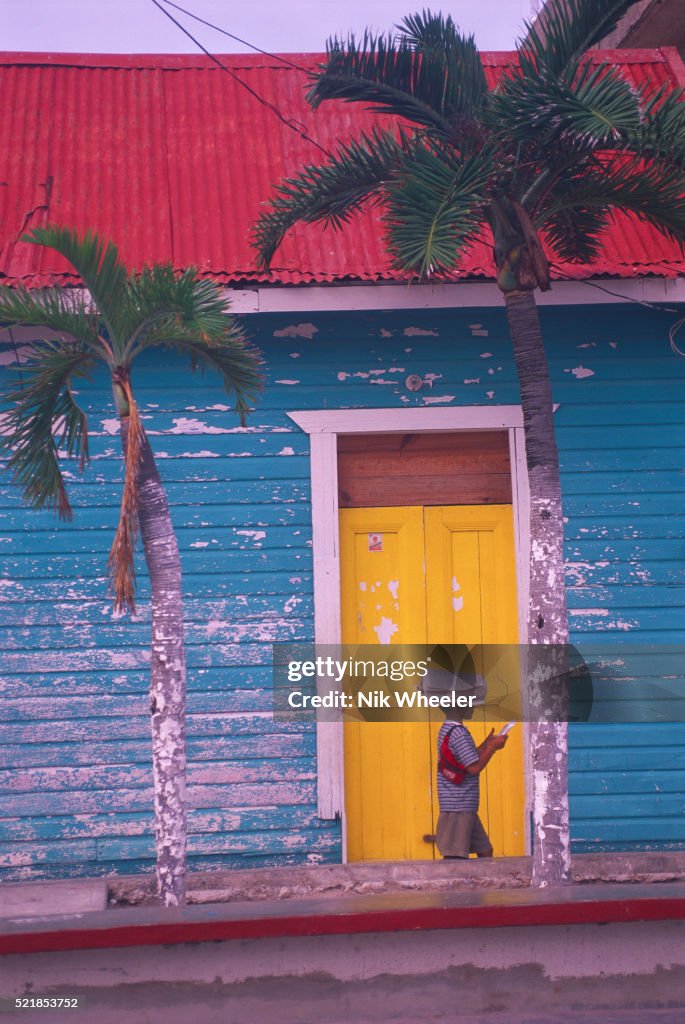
[0,49,684,288]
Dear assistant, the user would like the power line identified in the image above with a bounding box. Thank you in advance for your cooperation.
[149,0,331,157]
[158,0,307,72]
[549,261,685,358]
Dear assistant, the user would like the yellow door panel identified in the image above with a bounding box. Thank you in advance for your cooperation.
[341,503,525,862]
[340,508,434,861]
[340,506,426,645]
[424,506,524,857]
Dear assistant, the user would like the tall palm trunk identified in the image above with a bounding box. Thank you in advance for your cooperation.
[504,289,572,887]
[120,415,188,906]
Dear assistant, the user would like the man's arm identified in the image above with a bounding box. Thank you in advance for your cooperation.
[463,729,508,776]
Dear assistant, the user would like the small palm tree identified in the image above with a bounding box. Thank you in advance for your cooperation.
[0,227,262,905]
[254,0,685,884]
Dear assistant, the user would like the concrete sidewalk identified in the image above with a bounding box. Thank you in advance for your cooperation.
[2,881,684,1024]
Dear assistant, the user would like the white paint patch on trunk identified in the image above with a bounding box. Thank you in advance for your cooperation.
[374,617,398,644]
[273,323,319,338]
[387,580,399,600]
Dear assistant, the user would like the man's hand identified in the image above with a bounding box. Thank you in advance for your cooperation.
[466,729,509,775]
[484,728,508,751]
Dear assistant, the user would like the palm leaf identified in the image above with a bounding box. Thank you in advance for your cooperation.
[538,203,609,263]
[134,328,263,426]
[520,0,636,79]
[122,265,236,356]
[25,226,128,350]
[0,341,94,519]
[542,157,685,245]
[253,128,407,268]
[495,61,640,149]
[397,11,489,120]
[0,284,100,348]
[384,143,493,276]
[309,27,470,134]
[627,83,685,169]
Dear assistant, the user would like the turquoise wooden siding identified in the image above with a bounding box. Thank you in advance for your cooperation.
[1,302,684,878]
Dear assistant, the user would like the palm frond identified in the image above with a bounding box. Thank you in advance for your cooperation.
[122,264,235,354]
[628,83,685,169]
[383,143,493,276]
[139,330,263,426]
[308,25,480,134]
[495,61,641,149]
[25,226,128,348]
[0,341,94,519]
[538,203,609,263]
[397,10,489,120]
[253,128,407,268]
[0,283,99,346]
[520,0,636,79]
[541,157,685,246]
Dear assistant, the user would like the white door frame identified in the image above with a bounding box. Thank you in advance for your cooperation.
[288,407,531,854]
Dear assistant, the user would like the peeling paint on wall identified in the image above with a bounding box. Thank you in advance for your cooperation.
[272,323,319,339]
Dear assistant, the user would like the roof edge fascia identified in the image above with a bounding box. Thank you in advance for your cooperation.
[222,277,685,315]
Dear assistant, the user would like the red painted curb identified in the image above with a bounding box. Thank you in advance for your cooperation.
[3,896,685,956]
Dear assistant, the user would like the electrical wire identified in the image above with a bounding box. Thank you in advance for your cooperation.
[548,261,685,356]
[158,0,308,72]
[149,0,331,157]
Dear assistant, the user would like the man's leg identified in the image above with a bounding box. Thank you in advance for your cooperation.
[470,814,494,858]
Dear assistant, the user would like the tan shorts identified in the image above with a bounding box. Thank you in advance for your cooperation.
[436,811,493,858]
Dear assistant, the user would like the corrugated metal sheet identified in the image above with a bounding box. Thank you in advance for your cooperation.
[0,49,684,287]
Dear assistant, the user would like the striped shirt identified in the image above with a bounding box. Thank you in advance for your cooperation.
[437,721,480,812]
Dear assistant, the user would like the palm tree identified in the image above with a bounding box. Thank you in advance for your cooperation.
[253,0,685,884]
[0,227,262,905]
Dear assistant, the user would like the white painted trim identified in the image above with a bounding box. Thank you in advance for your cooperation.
[224,276,685,315]
[289,406,523,435]
[290,406,530,856]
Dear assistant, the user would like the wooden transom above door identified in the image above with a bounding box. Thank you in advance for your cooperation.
[337,431,511,508]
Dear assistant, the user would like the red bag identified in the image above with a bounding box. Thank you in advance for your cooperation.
[438,726,469,785]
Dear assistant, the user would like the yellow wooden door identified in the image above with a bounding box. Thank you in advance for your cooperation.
[340,504,525,861]
[424,506,525,857]
[340,507,432,860]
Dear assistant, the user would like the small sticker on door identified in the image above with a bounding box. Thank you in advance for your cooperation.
[368,533,383,552]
